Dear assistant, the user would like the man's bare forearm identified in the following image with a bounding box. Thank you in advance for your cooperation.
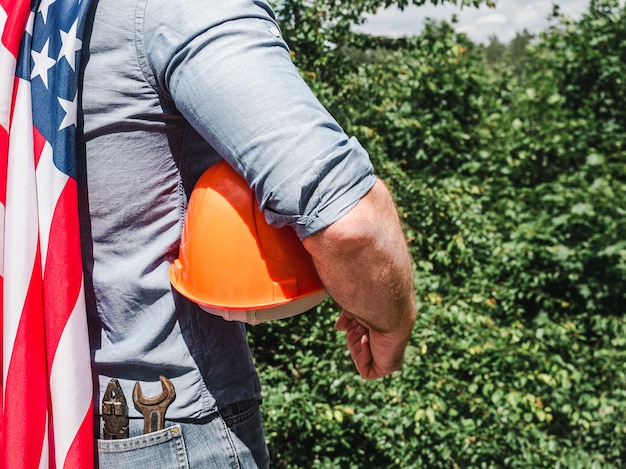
[302,178,416,373]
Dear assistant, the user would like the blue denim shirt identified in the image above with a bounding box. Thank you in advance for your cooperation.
[79,0,375,420]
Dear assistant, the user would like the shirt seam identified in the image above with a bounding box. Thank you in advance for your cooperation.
[134,0,167,99]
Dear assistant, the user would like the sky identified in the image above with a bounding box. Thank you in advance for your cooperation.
[356,0,591,44]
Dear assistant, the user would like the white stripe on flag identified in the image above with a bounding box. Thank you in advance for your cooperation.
[36,140,69,266]
[0,6,15,131]
[49,281,91,468]
[3,78,38,388]
[0,202,4,278]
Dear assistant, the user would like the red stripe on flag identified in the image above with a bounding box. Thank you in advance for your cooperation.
[43,179,83,361]
[0,0,30,57]
[0,126,7,196]
[1,75,22,182]
[33,122,46,168]
[3,245,48,469]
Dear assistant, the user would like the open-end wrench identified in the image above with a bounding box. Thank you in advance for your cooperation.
[132,375,176,434]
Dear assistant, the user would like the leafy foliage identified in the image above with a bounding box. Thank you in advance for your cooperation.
[248,1,626,467]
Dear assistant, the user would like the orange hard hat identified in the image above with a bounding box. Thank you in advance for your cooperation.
[169,160,326,324]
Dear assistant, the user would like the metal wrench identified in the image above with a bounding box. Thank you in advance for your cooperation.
[132,375,176,434]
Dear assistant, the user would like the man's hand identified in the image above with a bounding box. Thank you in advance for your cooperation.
[303,180,416,379]
[335,310,411,380]
[302,178,416,380]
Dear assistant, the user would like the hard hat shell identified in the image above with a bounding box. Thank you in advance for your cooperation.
[169,160,326,324]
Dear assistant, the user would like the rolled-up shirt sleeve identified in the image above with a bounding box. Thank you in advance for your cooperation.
[143,0,376,239]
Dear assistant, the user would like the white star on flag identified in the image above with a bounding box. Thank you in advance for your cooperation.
[31,38,56,88]
[58,20,81,70]
[58,92,78,130]
[39,0,57,24]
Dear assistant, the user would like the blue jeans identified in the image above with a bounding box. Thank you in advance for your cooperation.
[96,400,269,468]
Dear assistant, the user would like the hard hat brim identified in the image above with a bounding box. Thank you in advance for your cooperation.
[196,289,327,325]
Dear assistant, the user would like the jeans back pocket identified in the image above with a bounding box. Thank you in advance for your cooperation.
[97,424,188,468]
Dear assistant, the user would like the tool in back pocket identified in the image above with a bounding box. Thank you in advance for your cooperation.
[132,375,176,434]
[102,379,129,439]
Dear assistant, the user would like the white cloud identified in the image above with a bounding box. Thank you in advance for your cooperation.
[476,13,507,26]
[357,0,599,44]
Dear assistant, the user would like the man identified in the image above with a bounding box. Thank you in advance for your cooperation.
[79,0,416,466]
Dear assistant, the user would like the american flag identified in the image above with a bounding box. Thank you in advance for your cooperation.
[1,0,94,467]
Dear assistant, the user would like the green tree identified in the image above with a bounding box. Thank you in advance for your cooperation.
[483,34,506,66]
[506,29,533,77]
[272,0,496,89]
